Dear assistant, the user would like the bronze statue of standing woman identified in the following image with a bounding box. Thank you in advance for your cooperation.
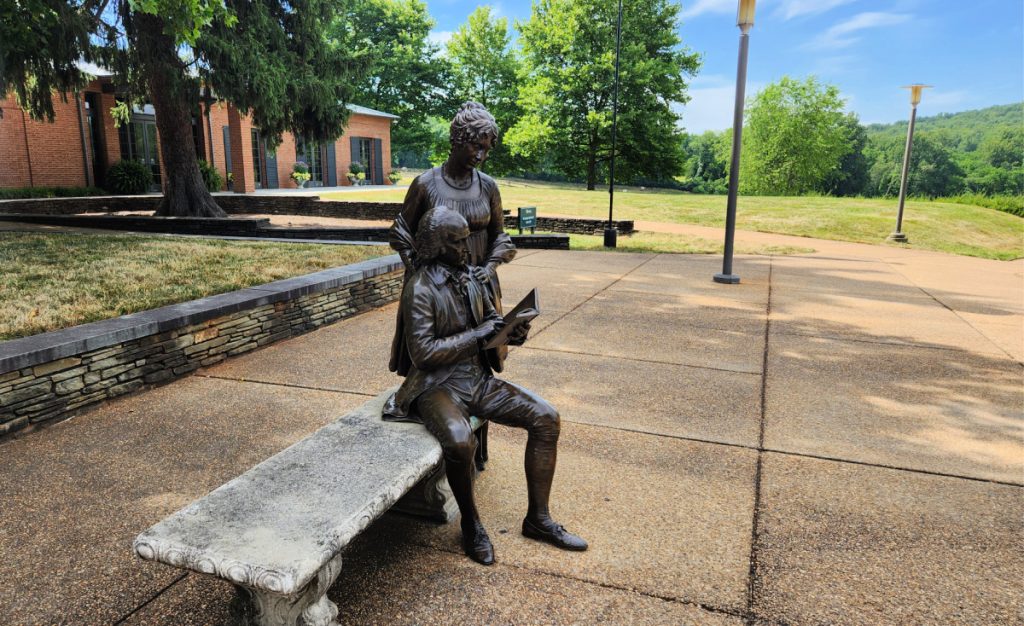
[388,102,516,378]
[385,103,587,565]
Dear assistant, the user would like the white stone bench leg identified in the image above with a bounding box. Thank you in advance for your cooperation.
[231,553,343,626]
[391,461,457,523]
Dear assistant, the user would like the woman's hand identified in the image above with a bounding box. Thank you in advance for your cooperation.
[469,264,491,283]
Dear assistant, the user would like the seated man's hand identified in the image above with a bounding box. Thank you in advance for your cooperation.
[473,318,504,342]
[508,321,531,346]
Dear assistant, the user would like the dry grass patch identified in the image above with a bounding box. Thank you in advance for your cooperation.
[0,233,386,340]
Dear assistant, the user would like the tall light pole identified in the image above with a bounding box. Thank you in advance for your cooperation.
[714,0,756,285]
[887,84,931,243]
[605,0,624,248]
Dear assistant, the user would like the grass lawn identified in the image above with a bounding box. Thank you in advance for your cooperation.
[560,231,814,255]
[325,178,1024,261]
[0,233,386,341]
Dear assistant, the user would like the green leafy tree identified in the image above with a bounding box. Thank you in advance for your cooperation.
[866,133,964,198]
[446,6,523,175]
[740,76,852,196]
[680,130,729,193]
[2,0,364,216]
[980,127,1024,169]
[334,0,452,167]
[819,113,869,196]
[507,0,699,189]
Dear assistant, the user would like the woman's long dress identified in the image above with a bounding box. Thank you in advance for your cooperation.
[388,166,516,377]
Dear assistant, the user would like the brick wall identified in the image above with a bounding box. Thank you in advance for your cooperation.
[0,100,33,188]
[0,265,403,440]
[1,79,120,190]
[3,90,395,192]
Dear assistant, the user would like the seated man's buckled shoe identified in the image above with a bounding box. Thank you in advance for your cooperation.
[462,523,495,565]
[522,517,588,551]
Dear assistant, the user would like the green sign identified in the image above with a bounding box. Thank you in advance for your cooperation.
[518,206,537,232]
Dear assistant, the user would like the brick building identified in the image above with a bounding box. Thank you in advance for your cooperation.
[0,75,398,193]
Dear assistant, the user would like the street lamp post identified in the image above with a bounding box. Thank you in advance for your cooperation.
[605,0,624,248]
[714,0,756,285]
[887,84,931,243]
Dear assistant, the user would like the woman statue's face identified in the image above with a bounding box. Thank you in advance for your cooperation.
[451,134,494,171]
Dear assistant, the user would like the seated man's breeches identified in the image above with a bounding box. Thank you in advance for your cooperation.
[415,363,560,466]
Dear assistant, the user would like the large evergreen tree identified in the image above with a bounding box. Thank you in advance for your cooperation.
[506,0,699,189]
[1,0,364,216]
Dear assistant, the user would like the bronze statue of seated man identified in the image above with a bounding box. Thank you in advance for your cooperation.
[383,206,587,565]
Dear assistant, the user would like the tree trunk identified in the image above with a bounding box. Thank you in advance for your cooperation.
[586,144,597,191]
[134,13,225,217]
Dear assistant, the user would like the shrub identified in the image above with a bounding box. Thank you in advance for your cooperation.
[105,160,153,195]
[291,161,311,187]
[0,186,107,200]
[939,193,1024,218]
[197,159,223,192]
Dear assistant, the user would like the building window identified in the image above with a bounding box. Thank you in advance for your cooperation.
[117,108,161,189]
[357,138,372,169]
[295,136,323,187]
[251,128,264,189]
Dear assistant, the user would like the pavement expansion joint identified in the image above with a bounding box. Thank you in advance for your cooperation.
[563,416,761,451]
[768,328,1019,358]
[194,373,378,398]
[879,257,1018,363]
[113,572,188,625]
[745,256,772,619]
[760,448,1024,488]
[412,540,751,621]
[529,255,659,341]
[520,345,762,376]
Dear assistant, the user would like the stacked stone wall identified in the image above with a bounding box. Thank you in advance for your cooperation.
[0,197,632,235]
[0,266,402,440]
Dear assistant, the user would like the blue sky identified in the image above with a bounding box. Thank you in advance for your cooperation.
[423,0,1024,133]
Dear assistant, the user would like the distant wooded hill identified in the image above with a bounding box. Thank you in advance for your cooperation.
[865,102,1023,152]
[680,96,1022,214]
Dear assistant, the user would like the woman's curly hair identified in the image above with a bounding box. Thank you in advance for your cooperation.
[450,101,499,147]
[414,206,469,266]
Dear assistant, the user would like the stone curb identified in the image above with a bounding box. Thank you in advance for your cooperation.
[0,255,404,375]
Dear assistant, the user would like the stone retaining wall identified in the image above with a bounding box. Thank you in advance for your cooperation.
[0,256,404,440]
[502,215,634,236]
[0,196,632,234]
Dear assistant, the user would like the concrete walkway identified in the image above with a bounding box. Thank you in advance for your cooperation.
[0,240,1021,624]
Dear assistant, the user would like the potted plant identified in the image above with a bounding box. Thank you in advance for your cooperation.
[347,161,364,185]
[356,171,366,185]
[291,161,311,188]
[387,170,402,185]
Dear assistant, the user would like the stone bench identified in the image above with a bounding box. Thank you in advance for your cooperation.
[133,389,483,626]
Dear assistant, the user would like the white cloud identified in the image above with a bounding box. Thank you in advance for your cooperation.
[806,12,912,50]
[676,76,766,133]
[680,0,737,21]
[776,0,854,20]
[428,30,453,46]
[921,89,969,109]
